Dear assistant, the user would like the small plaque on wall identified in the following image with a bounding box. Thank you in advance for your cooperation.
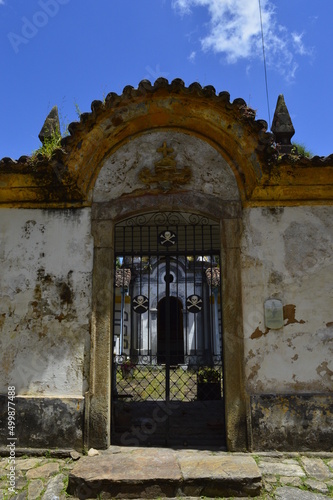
[264,299,284,329]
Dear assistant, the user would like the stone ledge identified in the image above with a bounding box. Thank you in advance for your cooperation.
[67,448,262,499]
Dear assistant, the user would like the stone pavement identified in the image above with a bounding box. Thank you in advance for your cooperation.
[0,448,332,499]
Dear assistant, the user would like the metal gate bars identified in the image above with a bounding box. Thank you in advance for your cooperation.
[112,212,226,448]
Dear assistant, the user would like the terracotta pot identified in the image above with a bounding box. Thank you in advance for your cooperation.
[197,382,221,401]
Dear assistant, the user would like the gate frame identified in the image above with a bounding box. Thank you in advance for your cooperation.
[87,193,248,451]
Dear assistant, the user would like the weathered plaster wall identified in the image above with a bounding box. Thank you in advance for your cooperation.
[0,208,93,397]
[242,206,333,393]
[93,131,240,202]
[241,206,333,450]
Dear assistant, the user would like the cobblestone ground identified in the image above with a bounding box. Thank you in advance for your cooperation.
[0,452,332,499]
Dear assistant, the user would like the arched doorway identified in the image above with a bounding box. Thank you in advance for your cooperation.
[111,211,226,448]
[157,296,184,365]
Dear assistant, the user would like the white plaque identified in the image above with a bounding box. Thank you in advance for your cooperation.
[264,299,284,329]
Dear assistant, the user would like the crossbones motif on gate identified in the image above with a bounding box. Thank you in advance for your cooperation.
[186,294,203,313]
[132,295,149,314]
[159,230,177,246]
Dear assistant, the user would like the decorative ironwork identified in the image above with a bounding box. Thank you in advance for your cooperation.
[159,230,177,247]
[132,295,149,314]
[115,268,131,288]
[112,211,224,447]
[205,267,221,288]
[113,355,223,403]
[186,294,203,313]
[115,212,220,255]
[121,211,211,228]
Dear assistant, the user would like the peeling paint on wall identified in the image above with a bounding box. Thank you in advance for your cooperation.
[283,304,305,325]
[242,206,333,394]
[0,208,93,396]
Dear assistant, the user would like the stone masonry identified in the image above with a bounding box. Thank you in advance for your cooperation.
[0,449,333,499]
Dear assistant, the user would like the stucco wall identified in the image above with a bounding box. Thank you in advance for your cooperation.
[241,206,333,393]
[0,208,93,397]
[241,206,333,450]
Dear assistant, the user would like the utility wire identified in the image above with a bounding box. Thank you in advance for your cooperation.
[258,0,271,129]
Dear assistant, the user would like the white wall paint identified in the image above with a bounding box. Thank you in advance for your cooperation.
[0,208,93,396]
[242,206,333,393]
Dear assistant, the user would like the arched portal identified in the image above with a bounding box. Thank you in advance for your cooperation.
[88,130,248,451]
[110,211,226,448]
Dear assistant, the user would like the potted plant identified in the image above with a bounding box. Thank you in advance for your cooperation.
[197,367,222,401]
[120,358,136,379]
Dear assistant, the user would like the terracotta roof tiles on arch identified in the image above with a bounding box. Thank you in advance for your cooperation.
[0,78,332,207]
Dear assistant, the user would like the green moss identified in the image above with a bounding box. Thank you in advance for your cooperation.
[291,142,313,158]
[30,130,62,163]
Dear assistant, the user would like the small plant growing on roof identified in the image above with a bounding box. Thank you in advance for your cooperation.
[291,142,313,158]
[31,129,62,162]
[30,105,63,163]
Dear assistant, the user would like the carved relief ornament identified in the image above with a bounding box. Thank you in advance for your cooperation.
[139,142,192,191]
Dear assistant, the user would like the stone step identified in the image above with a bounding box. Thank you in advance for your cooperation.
[67,447,262,498]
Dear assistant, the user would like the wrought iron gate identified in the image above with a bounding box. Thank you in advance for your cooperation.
[112,212,225,448]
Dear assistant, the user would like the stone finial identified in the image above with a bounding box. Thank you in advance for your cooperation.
[271,95,295,154]
[38,105,61,143]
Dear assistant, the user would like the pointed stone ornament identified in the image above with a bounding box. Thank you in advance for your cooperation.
[38,105,61,143]
[271,94,295,153]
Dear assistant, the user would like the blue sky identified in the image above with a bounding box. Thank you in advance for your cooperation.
[1,0,333,159]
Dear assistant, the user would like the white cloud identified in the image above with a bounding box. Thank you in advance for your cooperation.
[291,32,309,56]
[172,0,309,81]
[188,51,196,63]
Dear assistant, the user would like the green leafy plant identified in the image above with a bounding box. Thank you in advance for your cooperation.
[291,142,313,158]
[30,129,62,163]
[197,367,221,383]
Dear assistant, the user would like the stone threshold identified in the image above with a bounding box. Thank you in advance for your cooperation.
[67,447,262,499]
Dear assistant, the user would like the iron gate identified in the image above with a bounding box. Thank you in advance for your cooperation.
[112,212,225,448]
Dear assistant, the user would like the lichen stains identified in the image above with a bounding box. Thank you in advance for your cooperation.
[268,270,284,285]
[250,326,269,339]
[32,268,75,323]
[22,220,46,238]
[316,361,333,382]
[261,207,284,221]
[111,115,124,127]
[23,220,36,238]
[283,304,305,325]
[37,268,52,283]
[58,281,73,306]
[0,312,6,330]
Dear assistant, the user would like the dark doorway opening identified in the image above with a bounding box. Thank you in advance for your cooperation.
[157,296,184,365]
